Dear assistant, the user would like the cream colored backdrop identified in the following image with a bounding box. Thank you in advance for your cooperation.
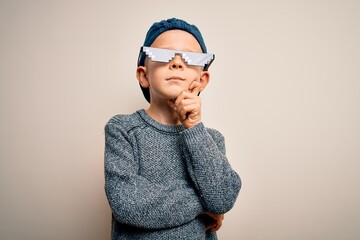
[1,0,359,239]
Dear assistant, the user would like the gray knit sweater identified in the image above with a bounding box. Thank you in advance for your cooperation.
[104,109,241,240]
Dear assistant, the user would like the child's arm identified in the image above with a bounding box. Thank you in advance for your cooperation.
[181,123,241,214]
[169,81,242,214]
[104,121,204,229]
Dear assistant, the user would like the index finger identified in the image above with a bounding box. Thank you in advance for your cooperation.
[188,81,202,96]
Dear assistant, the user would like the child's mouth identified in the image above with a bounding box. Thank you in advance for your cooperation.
[166,76,185,81]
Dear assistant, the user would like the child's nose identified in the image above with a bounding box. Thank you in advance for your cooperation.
[169,54,185,70]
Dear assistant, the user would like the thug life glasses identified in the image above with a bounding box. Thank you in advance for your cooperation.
[137,46,215,70]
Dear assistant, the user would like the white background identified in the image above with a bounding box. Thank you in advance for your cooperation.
[1,0,359,239]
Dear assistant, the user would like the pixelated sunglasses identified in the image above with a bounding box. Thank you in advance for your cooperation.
[138,46,215,70]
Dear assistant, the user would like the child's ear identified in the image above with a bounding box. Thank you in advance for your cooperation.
[199,71,210,91]
[136,66,149,88]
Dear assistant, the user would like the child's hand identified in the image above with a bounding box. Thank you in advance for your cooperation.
[168,81,202,129]
[205,212,225,232]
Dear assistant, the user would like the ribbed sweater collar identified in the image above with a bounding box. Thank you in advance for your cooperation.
[137,109,185,133]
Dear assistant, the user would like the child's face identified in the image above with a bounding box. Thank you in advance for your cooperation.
[137,30,209,102]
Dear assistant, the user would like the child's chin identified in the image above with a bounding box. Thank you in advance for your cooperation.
[165,88,185,100]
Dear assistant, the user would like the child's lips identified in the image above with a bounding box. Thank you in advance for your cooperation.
[166,76,185,81]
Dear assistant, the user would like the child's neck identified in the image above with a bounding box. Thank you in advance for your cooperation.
[146,100,181,126]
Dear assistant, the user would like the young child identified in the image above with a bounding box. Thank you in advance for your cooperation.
[104,18,241,240]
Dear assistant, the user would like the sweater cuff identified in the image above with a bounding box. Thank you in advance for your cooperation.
[181,122,208,143]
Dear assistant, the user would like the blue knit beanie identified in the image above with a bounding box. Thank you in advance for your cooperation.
[138,18,208,102]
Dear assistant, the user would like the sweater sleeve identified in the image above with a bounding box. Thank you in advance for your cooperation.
[104,121,204,229]
[181,123,241,214]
